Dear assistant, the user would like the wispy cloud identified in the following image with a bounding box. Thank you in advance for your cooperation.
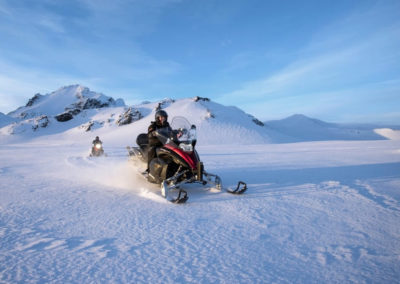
[240,78,400,123]
[37,16,66,34]
[216,2,400,123]
[1,0,399,124]
[0,52,182,113]
[218,46,363,102]
[0,0,184,112]
[0,58,94,112]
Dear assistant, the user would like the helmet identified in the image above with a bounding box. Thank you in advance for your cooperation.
[155,110,168,121]
[96,136,99,139]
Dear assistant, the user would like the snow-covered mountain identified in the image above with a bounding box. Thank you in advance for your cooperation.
[264,114,394,142]
[1,85,130,137]
[8,85,125,119]
[1,85,399,144]
[0,86,272,145]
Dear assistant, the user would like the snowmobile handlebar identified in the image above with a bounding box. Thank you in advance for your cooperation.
[153,126,197,147]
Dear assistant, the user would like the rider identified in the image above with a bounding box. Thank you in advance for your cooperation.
[146,110,171,173]
[91,136,104,156]
[92,136,102,145]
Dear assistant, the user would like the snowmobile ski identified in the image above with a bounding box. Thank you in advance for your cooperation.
[226,181,247,194]
[161,181,188,203]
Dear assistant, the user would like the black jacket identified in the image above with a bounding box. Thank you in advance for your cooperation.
[148,120,171,146]
[92,138,102,145]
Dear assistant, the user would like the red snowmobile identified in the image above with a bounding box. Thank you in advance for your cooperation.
[127,117,246,203]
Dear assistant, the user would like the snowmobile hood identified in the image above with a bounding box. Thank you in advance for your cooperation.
[164,144,198,170]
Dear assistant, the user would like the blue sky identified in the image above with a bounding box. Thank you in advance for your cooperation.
[0,0,399,123]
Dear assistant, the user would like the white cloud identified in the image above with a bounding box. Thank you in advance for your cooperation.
[216,2,400,124]
[240,78,400,123]
[217,46,359,102]
[37,16,65,34]
[0,0,185,112]
[0,58,95,113]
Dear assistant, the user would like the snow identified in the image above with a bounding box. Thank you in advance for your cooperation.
[0,85,397,144]
[375,128,400,141]
[1,137,399,283]
[1,86,400,282]
[265,114,387,142]
[8,86,102,117]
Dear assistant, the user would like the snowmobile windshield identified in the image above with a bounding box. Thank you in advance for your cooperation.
[171,116,197,143]
[154,117,197,151]
[171,116,197,152]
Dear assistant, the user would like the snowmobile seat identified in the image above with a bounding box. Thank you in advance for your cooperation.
[136,133,149,150]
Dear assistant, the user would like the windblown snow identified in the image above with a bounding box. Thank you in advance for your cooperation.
[0,86,399,283]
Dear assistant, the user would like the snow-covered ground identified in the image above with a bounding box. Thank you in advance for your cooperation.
[1,86,400,282]
[1,135,399,283]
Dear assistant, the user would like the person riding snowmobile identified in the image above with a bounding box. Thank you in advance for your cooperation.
[91,136,105,156]
[145,110,172,173]
[92,136,102,145]
[127,115,247,203]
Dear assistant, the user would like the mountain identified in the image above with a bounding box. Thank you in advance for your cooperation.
[0,87,271,145]
[374,128,400,140]
[8,84,125,120]
[1,85,399,144]
[1,85,128,137]
[264,114,393,142]
[84,96,273,146]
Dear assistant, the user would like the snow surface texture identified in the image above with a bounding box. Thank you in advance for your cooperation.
[1,139,399,283]
[1,86,400,283]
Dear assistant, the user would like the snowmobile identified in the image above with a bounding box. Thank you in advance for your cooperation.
[90,142,105,157]
[127,116,247,203]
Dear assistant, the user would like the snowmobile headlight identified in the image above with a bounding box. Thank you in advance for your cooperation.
[95,143,102,149]
[179,143,193,152]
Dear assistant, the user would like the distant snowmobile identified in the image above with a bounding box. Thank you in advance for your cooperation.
[90,142,105,157]
[127,116,246,203]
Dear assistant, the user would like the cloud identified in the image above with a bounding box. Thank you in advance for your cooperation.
[220,24,399,101]
[0,57,98,113]
[0,48,183,113]
[0,75,36,112]
[76,0,182,37]
[215,2,400,123]
[37,16,66,34]
[0,0,185,112]
[240,78,400,123]
[217,46,359,102]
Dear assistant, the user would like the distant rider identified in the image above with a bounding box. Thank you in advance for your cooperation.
[146,110,171,173]
[92,136,102,146]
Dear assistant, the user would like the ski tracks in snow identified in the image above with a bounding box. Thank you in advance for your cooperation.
[2,141,400,282]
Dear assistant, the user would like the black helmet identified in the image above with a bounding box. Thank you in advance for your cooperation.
[96,136,99,139]
[155,110,168,121]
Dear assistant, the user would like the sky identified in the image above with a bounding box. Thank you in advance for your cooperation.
[0,0,399,124]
